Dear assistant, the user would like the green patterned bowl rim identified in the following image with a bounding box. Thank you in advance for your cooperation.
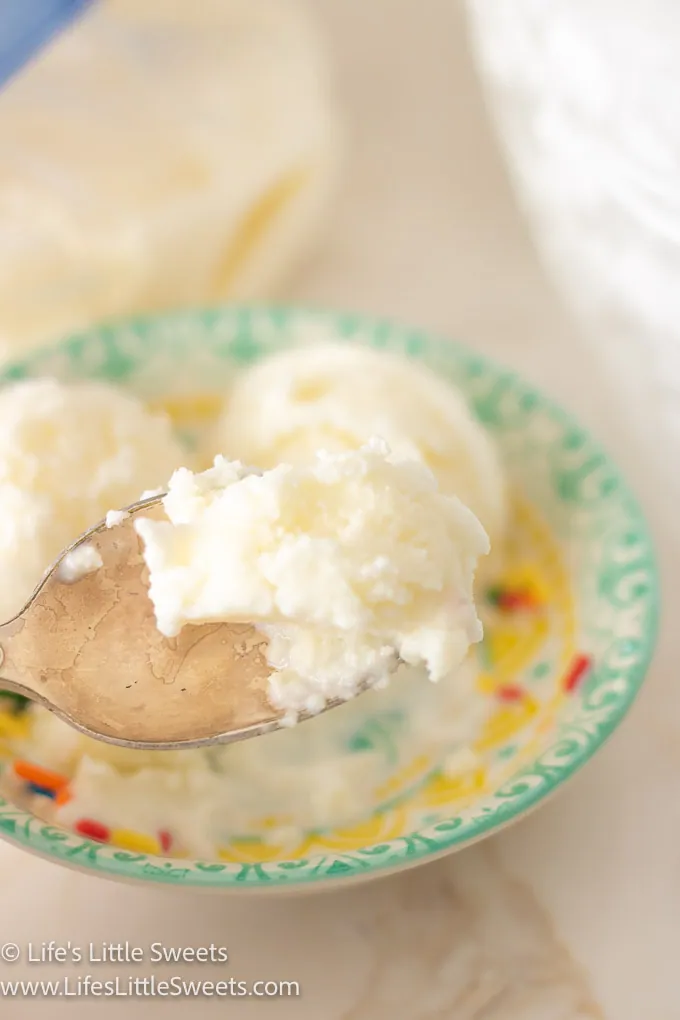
[0,304,660,890]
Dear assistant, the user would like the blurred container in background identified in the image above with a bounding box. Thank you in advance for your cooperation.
[465,1,680,485]
[0,0,339,360]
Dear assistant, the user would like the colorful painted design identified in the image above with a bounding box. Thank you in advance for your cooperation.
[0,306,658,890]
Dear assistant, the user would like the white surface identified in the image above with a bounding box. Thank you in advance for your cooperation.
[0,2,676,1018]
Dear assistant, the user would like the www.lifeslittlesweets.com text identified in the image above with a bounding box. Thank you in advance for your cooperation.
[1,975,300,998]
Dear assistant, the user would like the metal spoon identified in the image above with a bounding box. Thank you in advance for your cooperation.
[0,496,377,751]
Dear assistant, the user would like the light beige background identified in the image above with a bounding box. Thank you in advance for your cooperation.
[0,2,676,1017]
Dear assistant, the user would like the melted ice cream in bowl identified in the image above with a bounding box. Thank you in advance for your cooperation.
[0,307,658,890]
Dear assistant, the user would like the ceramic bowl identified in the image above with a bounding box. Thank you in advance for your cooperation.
[0,306,659,890]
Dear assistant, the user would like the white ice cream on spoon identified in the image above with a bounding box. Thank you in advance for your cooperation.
[134,437,490,723]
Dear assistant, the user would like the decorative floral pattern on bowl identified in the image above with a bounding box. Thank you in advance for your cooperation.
[0,306,659,890]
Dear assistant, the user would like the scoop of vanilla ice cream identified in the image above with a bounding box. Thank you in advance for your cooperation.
[209,343,507,546]
[135,439,489,719]
[0,378,185,619]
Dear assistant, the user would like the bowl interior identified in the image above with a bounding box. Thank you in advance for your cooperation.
[0,306,658,889]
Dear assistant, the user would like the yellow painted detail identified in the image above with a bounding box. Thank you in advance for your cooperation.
[0,712,29,741]
[111,830,161,855]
